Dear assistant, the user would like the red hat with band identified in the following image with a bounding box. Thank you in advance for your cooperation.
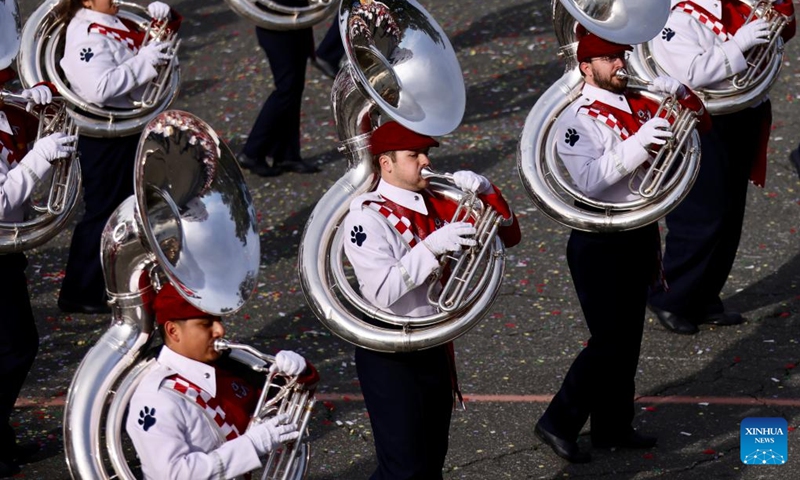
[152,284,217,325]
[369,121,440,156]
[576,33,632,63]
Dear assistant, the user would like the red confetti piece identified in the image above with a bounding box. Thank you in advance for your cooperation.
[734,356,741,363]
[322,419,332,426]
[645,406,657,412]
[243,314,251,320]
[322,401,335,411]
[785,363,796,370]
[551,310,561,315]
[703,449,716,455]
[343,396,352,402]
[780,312,791,318]
[643,453,654,460]
[788,426,795,432]
[504,323,517,328]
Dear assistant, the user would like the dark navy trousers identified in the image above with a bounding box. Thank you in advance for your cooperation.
[539,224,659,442]
[356,345,453,480]
[0,253,38,455]
[60,134,138,306]
[649,101,771,317]
[242,27,314,165]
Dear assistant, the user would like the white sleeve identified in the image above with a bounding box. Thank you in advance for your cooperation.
[126,389,262,480]
[0,149,52,218]
[555,111,650,198]
[652,13,747,88]
[342,207,440,309]
[61,32,157,106]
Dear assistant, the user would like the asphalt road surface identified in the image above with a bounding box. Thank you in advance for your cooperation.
[9,0,800,479]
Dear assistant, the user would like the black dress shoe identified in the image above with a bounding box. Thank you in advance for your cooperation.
[311,57,339,79]
[0,460,20,478]
[649,305,698,335]
[698,311,744,326]
[534,422,591,463]
[237,153,282,177]
[281,159,320,174]
[790,147,800,179]
[593,431,657,449]
[58,298,111,315]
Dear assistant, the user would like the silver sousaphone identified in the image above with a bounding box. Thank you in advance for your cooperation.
[223,0,338,30]
[63,111,263,479]
[298,0,509,353]
[517,0,701,232]
[17,0,181,137]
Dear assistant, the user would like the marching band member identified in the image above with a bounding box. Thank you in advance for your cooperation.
[649,0,796,334]
[126,284,317,479]
[53,0,180,314]
[534,33,708,463]
[0,67,76,477]
[342,121,521,479]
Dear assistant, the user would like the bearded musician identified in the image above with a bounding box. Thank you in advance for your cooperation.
[0,65,76,477]
[534,33,710,463]
[649,0,796,334]
[53,0,181,314]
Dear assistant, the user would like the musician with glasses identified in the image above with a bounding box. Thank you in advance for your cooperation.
[126,284,317,479]
[648,0,796,334]
[53,0,180,315]
[533,33,709,464]
[341,121,520,479]
[0,66,76,477]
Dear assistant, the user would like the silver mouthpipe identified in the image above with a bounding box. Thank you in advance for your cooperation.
[615,69,651,86]
[421,167,453,182]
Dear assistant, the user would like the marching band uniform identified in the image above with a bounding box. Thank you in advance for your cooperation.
[127,284,315,480]
[57,1,180,314]
[342,122,520,479]
[0,67,74,476]
[649,0,796,333]
[535,34,708,463]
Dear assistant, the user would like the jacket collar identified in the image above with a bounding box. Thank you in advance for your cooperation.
[157,345,217,396]
[75,8,129,31]
[375,179,429,215]
[673,0,723,19]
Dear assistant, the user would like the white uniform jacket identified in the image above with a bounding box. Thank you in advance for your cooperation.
[60,9,157,108]
[555,83,652,203]
[0,111,51,222]
[126,346,262,480]
[652,0,750,90]
[342,179,441,317]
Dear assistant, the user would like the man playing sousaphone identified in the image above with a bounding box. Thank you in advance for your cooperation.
[0,65,76,477]
[649,0,796,335]
[341,121,520,479]
[53,0,181,315]
[533,33,709,463]
[126,284,318,479]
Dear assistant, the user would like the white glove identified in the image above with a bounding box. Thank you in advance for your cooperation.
[270,350,307,376]
[147,1,171,20]
[20,85,53,112]
[731,18,770,52]
[632,117,671,149]
[422,221,477,256]
[137,41,171,67]
[243,414,301,456]
[452,170,492,194]
[29,132,77,164]
[647,76,686,98]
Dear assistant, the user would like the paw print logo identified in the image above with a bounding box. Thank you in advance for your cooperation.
[350,225,367,246]
[79,48,94,62]
[662,28,675,41]
[138,406,156,431]
[564,128,580,147]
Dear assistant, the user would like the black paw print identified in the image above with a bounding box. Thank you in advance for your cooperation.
[564,128,580,147]
[138,406,156,431]
[79,48,94,62]
[662,28,675,41]
[350,225,367,246]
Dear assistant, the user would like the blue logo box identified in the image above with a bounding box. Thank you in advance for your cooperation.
[740,417,788,465]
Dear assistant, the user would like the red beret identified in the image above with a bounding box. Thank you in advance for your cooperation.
[152,284,216,325]
[0,68,17,86]
[369,121,440,156]
[576,34,632,63]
